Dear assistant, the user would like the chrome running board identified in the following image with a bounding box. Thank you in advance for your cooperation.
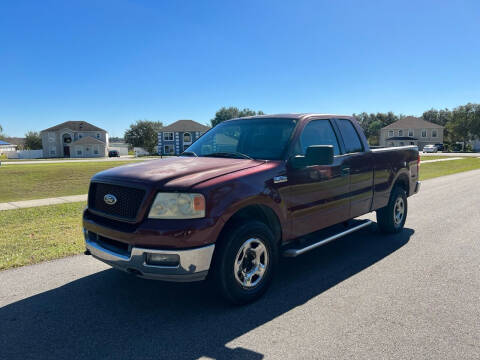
[283,220,373,257]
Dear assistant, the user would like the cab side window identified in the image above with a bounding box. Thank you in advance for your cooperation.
[299,120,340,155]
[336,119,363,153]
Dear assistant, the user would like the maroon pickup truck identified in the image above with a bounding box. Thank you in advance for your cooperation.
[83,114,420,304]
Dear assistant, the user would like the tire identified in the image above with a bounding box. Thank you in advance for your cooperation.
[211,221,277,305]
[376,186,408,233]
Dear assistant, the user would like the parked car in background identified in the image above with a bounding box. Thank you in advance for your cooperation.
[423,144,438,153]
[84,114,420,304]
[434,143,444,151]
[108,150,120,157]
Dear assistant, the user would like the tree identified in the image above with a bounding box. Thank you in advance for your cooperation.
[446,103,479,147]
[211,107,265,127]
[422,108,452,126]
[124,120,163,154]
[353,112,400,145]
[109,136,124,143]
[24,131,43,150]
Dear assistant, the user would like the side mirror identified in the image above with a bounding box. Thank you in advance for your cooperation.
[289,145,334,169]
[306,145,334,166]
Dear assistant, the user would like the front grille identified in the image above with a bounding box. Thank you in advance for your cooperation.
[88,182,146,221]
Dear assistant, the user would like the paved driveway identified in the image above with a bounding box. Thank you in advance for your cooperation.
[1,170,479,359]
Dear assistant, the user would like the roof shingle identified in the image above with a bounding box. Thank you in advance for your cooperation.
[41,121,106,133]
[161,120,210,132]
[382,116,443,130]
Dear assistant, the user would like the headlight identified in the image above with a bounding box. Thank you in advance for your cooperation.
[148,193,205,219]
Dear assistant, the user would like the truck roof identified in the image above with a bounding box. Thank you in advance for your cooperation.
[229,113,355,121]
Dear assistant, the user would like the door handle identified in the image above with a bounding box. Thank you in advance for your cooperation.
[341,167,350,176]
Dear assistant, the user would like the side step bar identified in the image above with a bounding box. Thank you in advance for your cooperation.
[283,220,373,257]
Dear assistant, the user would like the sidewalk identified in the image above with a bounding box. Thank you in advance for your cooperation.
[421,157,465,164]
[421,152,480,158]
[0,194,87,211]
[1,157,159,165]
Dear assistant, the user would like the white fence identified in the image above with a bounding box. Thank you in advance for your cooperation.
[4,150,43,159]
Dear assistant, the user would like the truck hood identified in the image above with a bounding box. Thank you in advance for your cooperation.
[92,157,265,189]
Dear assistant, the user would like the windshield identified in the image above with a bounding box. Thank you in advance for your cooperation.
[184,118,297,160]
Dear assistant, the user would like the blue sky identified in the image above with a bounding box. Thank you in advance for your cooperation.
[1,0,479,137]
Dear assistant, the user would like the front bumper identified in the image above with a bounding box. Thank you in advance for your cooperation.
[84,230,215,282]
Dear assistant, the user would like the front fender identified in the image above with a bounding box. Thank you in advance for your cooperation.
[192,163,290,242]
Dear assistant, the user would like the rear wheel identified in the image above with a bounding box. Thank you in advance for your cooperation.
[211,221,277,304]
[376,186,407,233]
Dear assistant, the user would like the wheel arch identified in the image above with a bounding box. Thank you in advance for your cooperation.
[393,171,410,195]
[218,204,283,245]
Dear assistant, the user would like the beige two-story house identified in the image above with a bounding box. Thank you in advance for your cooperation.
[40,121,108,158]
[379,116,444,150]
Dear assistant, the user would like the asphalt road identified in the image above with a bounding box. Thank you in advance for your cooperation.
[1,170,479,359]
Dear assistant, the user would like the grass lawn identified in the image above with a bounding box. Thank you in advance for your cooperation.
[419,158,480,180]
[0,202,85,270]
[0,160,147,202]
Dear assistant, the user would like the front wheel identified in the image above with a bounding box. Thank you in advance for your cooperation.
[376,186,408,233]
[211,221,277,304]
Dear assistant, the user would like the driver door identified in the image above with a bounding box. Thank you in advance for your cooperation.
[286,119,350,238]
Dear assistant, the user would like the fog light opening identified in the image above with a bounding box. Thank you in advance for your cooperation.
[146,253,180,267]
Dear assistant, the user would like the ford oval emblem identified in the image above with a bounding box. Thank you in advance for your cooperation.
[103,194,117,205]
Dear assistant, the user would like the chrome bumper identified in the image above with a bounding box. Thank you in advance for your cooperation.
[84,230,215,282]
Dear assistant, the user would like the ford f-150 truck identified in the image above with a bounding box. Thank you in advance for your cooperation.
[83,114,420,304]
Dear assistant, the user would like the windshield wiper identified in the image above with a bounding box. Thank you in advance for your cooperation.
[204,152,252,160]
[180,151,198,157]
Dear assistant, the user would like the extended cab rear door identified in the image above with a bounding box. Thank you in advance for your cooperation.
[332,118,374,218]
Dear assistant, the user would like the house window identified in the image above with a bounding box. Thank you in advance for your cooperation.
[408,129,414,136]
[421,129,427,137]
[96,133,100,139]
[388,130,394,137]
[79,134,83,139]
[50,146,56,155]
[163,132,174,141]
[93,145,99,155]
[76,146,83,155]
[400,142,405,146]
[164,144,174,154]
[183,132,192,143]
[183,144,189,152]
[410,142,415,145]
[398,130,403,136]
[432,130,437,137]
